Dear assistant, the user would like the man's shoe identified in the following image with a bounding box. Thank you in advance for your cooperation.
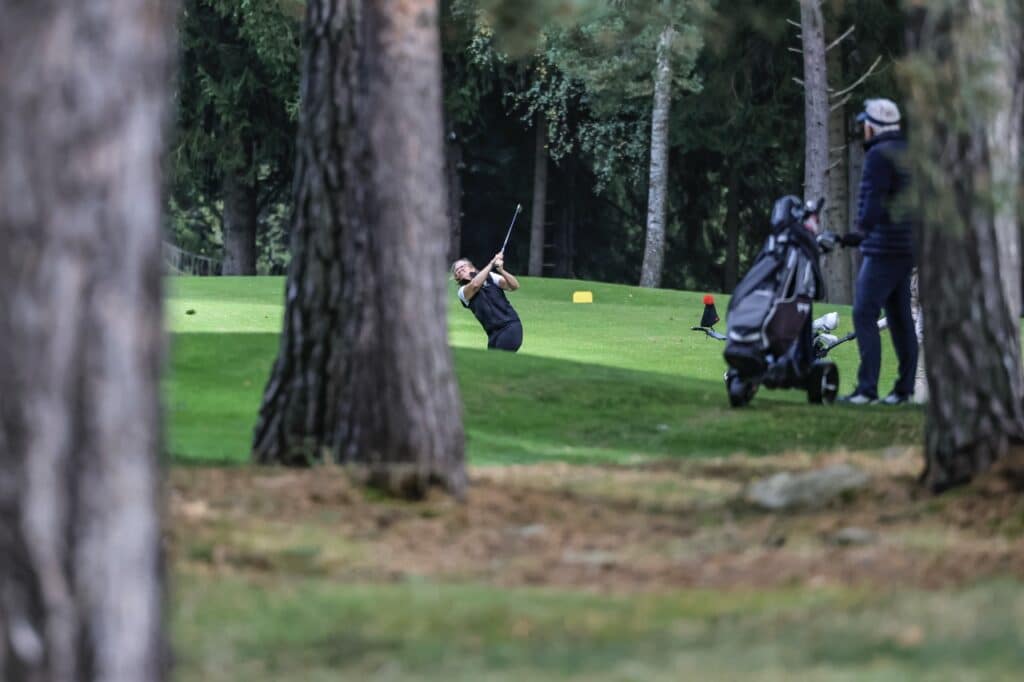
[840,392,877,405]
[880,392,911,406]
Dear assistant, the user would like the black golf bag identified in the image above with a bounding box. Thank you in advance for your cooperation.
[723,196,840,407]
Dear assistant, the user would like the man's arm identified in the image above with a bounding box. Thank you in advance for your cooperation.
[854,149,893,236]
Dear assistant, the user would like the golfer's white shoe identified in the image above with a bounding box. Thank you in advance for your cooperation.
[880,392,911,406]
[839,392,877,405]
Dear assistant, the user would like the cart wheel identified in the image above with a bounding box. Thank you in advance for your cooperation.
[727,373,757,408]
[807,361,839,404]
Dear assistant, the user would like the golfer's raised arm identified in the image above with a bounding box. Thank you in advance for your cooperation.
[462,256,497,300]
[495,254,520,290]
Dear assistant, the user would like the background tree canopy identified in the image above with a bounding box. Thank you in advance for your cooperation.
[168,0,905,290]
[169,0,301,273]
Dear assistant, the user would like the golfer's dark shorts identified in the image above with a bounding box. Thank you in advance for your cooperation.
[488,321,523,352]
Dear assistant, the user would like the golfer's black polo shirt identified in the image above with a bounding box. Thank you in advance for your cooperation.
[458,272,520,336]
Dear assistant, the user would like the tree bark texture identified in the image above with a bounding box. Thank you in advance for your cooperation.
[221,147,259,275]
[639,25,674,289]
[252,0,466,498]
[984,4,1024,321]
[800,0,829,209]
[822,14,853,304]
[528,114,548,277]
[907,0,1024,491]
[0,1,173,680]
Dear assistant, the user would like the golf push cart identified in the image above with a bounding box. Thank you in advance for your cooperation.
[692,195,850,407]
[694,304,883,363]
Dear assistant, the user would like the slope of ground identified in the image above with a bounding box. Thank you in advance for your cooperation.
[165,277,1022,681]
[165,277,921,464]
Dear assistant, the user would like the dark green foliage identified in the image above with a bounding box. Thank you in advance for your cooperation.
[446,1,705,284]
[164,1,905,286]
[169,0,300,271]
[440,1,904,290]
[666,0,805,289]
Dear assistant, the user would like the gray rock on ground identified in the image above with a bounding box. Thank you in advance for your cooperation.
[828,526,878,546]
[744,463,870,511]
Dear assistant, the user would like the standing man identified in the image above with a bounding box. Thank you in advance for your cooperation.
[451,252,523,351]
[839,98,918,405]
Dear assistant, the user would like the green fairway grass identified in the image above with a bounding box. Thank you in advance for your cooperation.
[173,575,1024,681]
[166,276,922,464]
[167,277,1024,682]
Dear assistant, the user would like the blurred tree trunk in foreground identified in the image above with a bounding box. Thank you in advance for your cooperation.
[904,0,1024,491]
[0,0,174,679]
[253,0,466,498]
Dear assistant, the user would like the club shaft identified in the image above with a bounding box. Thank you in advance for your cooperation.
[500,204,521,253]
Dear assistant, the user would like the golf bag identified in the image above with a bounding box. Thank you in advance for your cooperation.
[723,195,839,407]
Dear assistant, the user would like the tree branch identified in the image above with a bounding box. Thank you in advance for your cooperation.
[830,56,883,99]
[830,94,852,111]
[826,25,855,52]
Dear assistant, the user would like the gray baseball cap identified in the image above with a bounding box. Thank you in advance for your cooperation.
[856,98,901,127]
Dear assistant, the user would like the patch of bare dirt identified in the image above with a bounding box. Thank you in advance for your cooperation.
[167,450,1024,592]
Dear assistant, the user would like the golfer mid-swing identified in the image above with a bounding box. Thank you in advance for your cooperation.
[451,252,523,352]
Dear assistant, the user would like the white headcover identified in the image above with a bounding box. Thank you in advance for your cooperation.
[813,311,839,333]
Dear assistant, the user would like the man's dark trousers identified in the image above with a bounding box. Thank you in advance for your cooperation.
[853,255,918,398]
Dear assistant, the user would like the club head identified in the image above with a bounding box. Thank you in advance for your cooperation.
[815,333,839,347]
[691,326,727,341]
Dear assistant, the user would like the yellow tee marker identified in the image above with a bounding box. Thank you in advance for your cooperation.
[572,291,593,304]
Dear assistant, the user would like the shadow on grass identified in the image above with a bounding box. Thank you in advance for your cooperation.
[166,332,922,466]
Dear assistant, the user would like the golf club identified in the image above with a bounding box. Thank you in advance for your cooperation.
[814,316,889,357]
[500,203,522,254]
[692,307,892,361]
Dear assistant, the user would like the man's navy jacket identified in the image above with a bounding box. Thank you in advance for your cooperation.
[855,130,914,258]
